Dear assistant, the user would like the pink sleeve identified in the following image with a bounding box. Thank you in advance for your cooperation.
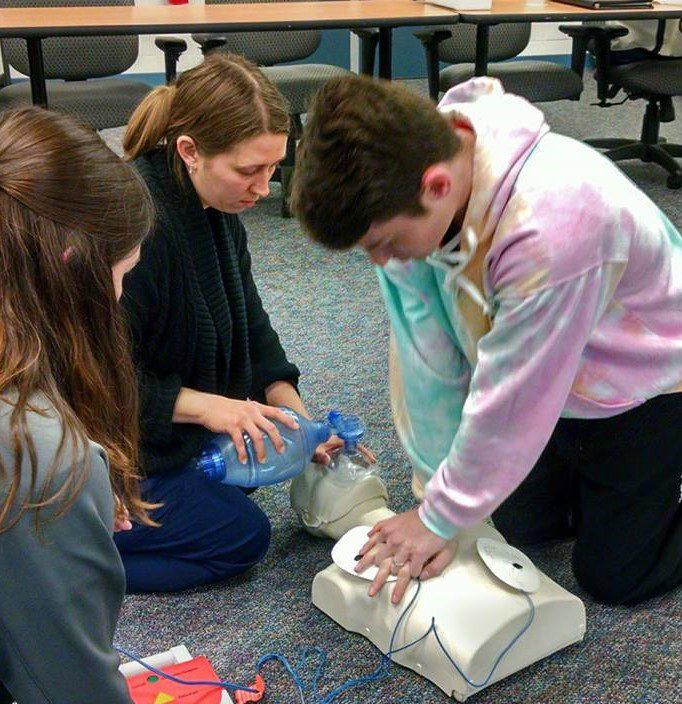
[419,267,606,539]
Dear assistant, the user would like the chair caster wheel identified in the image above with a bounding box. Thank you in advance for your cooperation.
[666,173,682,189]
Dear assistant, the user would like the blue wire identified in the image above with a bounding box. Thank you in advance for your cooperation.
[308,580,426,704]
[387,579,424,656]
[257,580,537,703]
[117,581,536,703]
[295,647,328,702]
[256,652,306,701]
[431,591,536,689]
[114,645,257,694]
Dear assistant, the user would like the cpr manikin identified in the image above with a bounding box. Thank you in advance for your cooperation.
[290,412,393,539]
[290,413,586,701]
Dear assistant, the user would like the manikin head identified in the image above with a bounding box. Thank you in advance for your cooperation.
[124,52,290,213]
[291,75,475,264]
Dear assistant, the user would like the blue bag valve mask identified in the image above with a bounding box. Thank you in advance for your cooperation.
[326,410,375,480]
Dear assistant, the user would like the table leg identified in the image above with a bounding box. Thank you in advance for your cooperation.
[474,24,490,77]
[27,37,48,107]
[378,26,392,80]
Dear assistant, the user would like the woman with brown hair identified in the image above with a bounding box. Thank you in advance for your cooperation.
[118,52,337,593]
[0,107,154,703]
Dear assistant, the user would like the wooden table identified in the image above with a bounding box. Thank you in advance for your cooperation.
[0,0,459,105]
[454,0,682,74]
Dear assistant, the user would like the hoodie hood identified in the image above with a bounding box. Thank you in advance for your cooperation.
[437,77,549,249]
[430,78,550,359]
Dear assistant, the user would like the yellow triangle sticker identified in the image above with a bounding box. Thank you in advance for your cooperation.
[154,694,174,704]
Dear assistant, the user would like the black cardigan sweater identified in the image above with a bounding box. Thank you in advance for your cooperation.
[122,150,300,475]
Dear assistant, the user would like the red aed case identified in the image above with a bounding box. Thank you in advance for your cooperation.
[126,656,223,704]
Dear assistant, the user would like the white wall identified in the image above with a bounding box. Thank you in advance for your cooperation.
[523,22,573,58]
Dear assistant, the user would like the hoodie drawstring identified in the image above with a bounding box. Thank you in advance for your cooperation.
[427,226,493,316]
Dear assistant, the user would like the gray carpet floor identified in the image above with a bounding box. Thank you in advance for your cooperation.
[102,76,682,704]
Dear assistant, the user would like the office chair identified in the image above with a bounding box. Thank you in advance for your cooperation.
[415,23,583,103]
[0,0,186,130]
[561,23,682,189]
[193,0,352,217]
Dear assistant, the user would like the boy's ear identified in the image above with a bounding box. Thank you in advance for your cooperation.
[419,163,452,208]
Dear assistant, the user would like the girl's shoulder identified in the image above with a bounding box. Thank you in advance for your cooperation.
[0,395,106,499]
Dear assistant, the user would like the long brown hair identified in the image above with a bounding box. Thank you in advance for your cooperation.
[0,107,155,532]
[123,52,290,181]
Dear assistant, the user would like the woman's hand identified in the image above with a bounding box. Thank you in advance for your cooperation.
[354,508,458,604]
[358,444,377,464]
[313,435,344,464]
[113,496,132,532]
[312,439,378,465]
[199,396,299,464]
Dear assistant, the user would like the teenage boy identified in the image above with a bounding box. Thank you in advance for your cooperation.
[291,75,682,606]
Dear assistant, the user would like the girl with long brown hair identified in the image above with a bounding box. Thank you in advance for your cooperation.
[117,52,343,593]
[0,106,154,703]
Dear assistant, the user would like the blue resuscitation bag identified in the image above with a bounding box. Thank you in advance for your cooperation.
[196,407,332,488]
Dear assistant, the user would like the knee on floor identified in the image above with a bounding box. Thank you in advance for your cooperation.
[572,547,643,606]
[206,502,272,580]
[242,502,272,565]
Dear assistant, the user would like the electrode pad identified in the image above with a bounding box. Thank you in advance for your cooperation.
[476,538,540,593]
[331,525,398,583]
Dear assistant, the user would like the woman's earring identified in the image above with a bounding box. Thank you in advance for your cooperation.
[188,165,196,176]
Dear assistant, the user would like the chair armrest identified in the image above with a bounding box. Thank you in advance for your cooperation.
[351,28,379,40]
[154,37,188,85]
[192,34,228,55]
[154,37,187,53]
[559,24,629,102]
[558,25,629,42]
[413,27,452,101]
[413,27,453,47]
[352,28,381,76]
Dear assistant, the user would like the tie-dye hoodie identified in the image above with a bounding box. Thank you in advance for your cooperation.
[377,78,682,540]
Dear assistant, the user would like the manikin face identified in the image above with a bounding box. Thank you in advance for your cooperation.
[178,132,288,213]
[111,245,141,301]
[358,126,475,267]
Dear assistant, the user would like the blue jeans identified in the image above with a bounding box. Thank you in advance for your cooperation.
[114,463,271,593]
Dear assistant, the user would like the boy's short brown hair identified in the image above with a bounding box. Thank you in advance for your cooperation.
[291,75,460,249]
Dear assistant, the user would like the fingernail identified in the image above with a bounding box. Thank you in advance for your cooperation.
[354,554,362,561]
